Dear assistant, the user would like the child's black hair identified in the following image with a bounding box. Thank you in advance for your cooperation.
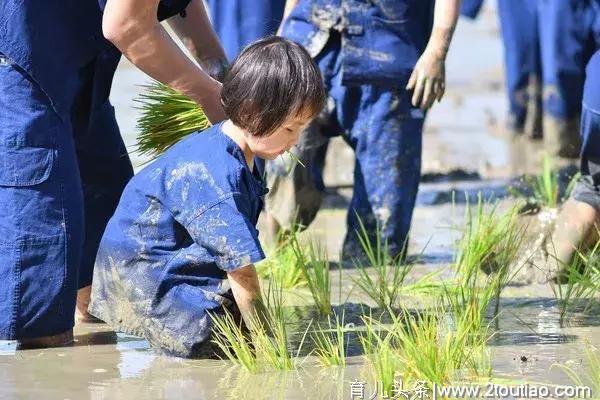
[221,36,326,137]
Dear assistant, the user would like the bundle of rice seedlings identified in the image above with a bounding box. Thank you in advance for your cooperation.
[350,217,413,310]
[290,235,332,315]
[454,195,527,320]
[134,81,210,159]
[310,313,347,367]
[210,281,310,372]
[510,153,580,211]
[251,281,311,371]
[367,303,492,389]
[210,310,258,373]
[533,154,560,209]
[392,308,485,385]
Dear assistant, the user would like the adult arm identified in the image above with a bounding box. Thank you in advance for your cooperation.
[102,0,226,122]
[167,0,229,81]
[277,0,299,35]
[406,0,461,110]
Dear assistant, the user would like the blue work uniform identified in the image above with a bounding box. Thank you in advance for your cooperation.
[538,0,600,157]
[205,0,286,61]
[461,0,543,137]
[572,50,600,207]
[89,124,267,358]
[265,0,433,262]
[0,0,189,340]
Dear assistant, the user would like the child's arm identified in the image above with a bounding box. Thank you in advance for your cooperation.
[227,264,270,329]
[406,0,461,110]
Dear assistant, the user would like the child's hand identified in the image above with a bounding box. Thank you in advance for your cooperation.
[406,49,446,110]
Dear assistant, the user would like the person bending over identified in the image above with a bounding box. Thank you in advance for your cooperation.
[88,37,325,358]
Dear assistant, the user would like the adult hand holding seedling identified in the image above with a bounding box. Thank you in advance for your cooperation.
[406,0,460,110]
[103,0,227,122]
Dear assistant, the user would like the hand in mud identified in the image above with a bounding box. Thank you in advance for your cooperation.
[406,49,446,110]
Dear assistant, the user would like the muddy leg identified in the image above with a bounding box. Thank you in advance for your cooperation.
[17,329,74,350]
[76,285,102,323]
[545,199,598,282]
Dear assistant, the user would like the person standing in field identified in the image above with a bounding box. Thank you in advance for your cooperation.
[0,0,226,348]
[461,0,600,158]
[461,0,543,140]
[264,0,460,264]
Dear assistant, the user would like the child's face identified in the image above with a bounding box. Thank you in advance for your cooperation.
[246,110,313,160]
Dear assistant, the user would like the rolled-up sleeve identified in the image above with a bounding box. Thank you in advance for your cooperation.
[185,194,265,271]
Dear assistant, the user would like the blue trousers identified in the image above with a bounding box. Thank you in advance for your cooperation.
[205,0,285,61]
[265,34,424,262]
[538,0,600,156]
[498,0,543,136]
[572,50,600,208]
[0,51,133,339]
[462,0,599,155]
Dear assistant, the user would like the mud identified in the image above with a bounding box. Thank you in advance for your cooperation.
[1,5,598,399]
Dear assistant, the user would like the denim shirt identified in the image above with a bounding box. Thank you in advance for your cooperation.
[98,123,267,283]
[282,0,434,87]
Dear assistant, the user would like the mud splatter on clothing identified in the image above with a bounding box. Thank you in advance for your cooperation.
[89,123,267,358]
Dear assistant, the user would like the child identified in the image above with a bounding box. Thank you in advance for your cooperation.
[88,36,326,358]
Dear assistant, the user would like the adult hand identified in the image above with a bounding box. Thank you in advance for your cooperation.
[406,49,446,110]
[103,0,227,123]
[407,0,460,110]
[193,77,226,123]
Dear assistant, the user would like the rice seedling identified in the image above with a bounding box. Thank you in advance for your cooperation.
[256,227,306,289]
[134,81,210,159]
[385,303,491,387]
[350,216,413,310]
[290,235,332,315]
[532,153,560,209]
[211,280,310,372]
[510,153,580,210]
[359,316,400,397]
[553,342,599,395]
[549,241,600,326]
[401,269,460,296]
[310,313,347,367]
[250,282,296,371]
[210,310,258,373]
[454,195,527,321]
[133,82,307,172]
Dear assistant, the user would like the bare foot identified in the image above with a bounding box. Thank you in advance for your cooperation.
[17,329,74,350]
[75,285,102,323]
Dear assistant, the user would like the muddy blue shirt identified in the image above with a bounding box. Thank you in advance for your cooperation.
[282,0,434,87]
[90,123,267,356]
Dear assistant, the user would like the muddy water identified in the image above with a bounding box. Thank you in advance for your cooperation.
[0,5,596,400]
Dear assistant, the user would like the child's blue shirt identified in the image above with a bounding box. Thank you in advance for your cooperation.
[89,123,267,357]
